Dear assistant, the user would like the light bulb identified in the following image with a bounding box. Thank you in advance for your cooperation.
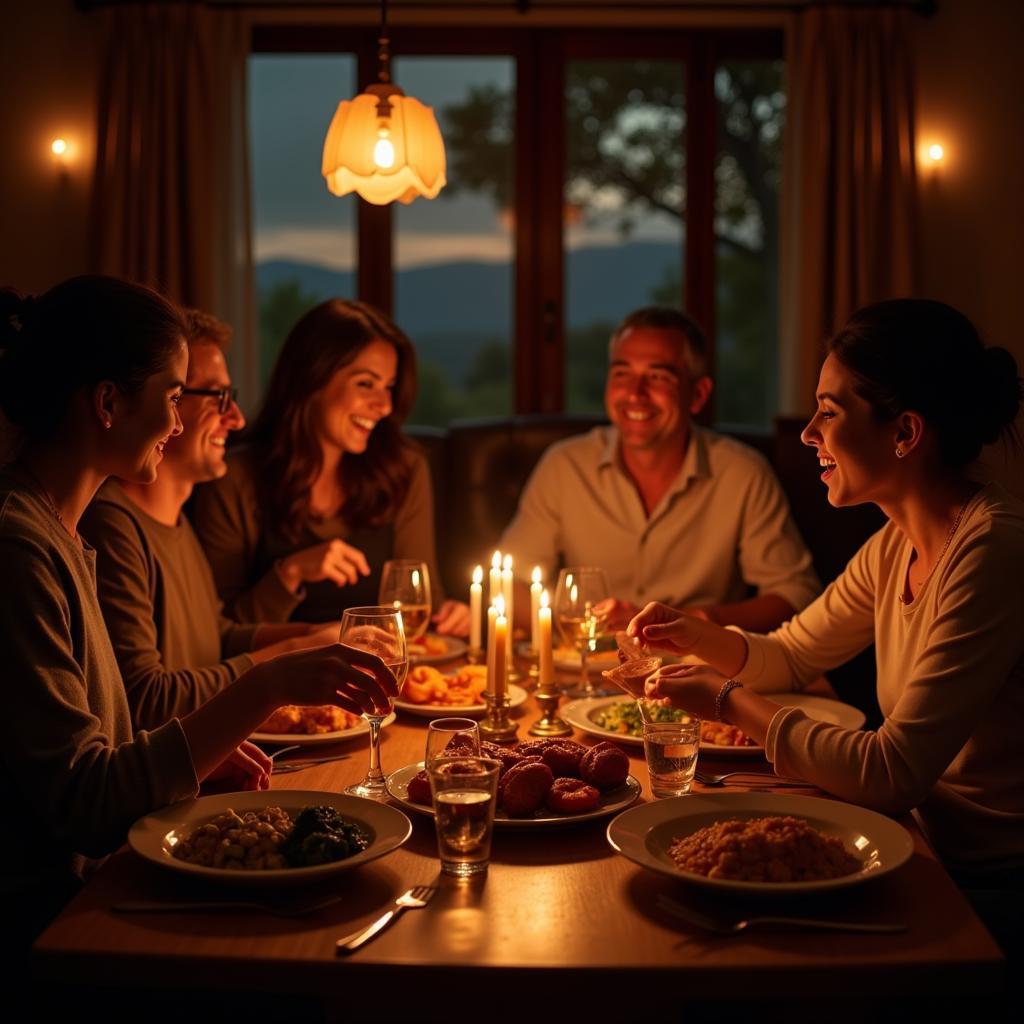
[51,138,67,156]
[927,143,944,162]
[373,134,395,169]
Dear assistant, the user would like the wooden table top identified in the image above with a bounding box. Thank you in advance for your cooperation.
[33,683,1004,1011]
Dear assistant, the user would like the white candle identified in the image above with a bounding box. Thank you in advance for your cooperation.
[486,601,498,695]
[530,566,543,653]
[501,554,514,670]
[490,550,502,606]
[493,594,507,702]
[538,589,553,688]
[470,565,482,651]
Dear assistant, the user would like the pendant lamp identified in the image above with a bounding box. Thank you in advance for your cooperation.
[321,0,446,205]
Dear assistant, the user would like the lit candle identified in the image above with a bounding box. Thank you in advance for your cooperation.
[486,601,498,695]
[530,566,543,653]
[501,554,514,669]
[490,550,502,606]
[538,589,553,688]
[493,594,508,702]
[470,565,482,651]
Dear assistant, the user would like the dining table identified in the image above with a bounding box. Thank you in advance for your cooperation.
[32,664,1005,1018]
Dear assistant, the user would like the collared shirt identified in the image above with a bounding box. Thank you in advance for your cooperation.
[500,425,819,612]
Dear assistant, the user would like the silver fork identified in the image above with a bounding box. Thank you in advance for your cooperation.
[272,753,351,774]
[335,885,437,954]
[695,769,813,788]
[656,894,906,934]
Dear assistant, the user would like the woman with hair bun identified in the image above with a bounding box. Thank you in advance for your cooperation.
[193,299,469,633]
[629,300,1024,886]
[0,277,395,950]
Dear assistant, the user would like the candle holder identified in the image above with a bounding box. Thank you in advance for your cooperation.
[480,691,518,743]
[466,645,484,666]
[528,684,572,738]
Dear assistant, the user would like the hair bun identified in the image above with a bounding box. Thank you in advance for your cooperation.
[974,346,1023,445]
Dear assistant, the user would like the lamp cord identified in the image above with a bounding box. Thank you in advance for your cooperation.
[377,0,390,84]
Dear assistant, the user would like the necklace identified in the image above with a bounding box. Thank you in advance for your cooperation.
[18,462,67,528]
[899,494,973,604]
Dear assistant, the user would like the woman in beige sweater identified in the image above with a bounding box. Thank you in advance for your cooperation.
[630,299,1024,879]
[0,277,395,948]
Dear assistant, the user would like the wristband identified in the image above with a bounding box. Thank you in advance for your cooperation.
[714,679,742,722]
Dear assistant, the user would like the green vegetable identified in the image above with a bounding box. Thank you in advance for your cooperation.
[593,700,688,738]
[281,805,370,867]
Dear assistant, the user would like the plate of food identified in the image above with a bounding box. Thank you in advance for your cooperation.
[564,694,866,757]
[387,737,640,828]
[408,633,468,665]
[607,792,913,895]
[250,706,396,746]
[395,664,529,718]
[128,790,412,887]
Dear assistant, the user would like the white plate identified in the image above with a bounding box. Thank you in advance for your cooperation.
[607,792,913,895]
[387,761,641,829]
[395,683,529,719]
[251,712,396,746]
[408,634,468,665]
[563,694,866,757]
[129,790,412,887]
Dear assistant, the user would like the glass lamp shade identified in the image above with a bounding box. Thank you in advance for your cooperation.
[322,85,446,205]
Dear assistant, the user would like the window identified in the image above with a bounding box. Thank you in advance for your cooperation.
[249,27,783,428]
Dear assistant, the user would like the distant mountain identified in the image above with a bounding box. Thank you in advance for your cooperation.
[256,240,682,336]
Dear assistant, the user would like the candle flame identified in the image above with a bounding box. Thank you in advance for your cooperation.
[491,550,502,569]
[531,565,542,585]
[541,589,549,609]
[495,594,506,617]
[503,554,513,571]
[472,565,483,584]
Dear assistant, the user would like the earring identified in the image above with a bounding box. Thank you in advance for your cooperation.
[895,446,905,458]
[103,419,112,430]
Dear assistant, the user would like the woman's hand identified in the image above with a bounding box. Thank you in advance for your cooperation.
[645,663,729,719]
[203,740,273,791]
[626,602,701,656]
[275,540,370,593]
[432,599,471,637]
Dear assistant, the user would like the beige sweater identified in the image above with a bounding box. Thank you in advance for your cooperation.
[0,467,197,897]
[192,445,444,623]
[80,481,257,731]
[735,483,1024,873]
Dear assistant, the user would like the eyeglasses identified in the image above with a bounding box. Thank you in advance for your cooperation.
[180,386,239,415]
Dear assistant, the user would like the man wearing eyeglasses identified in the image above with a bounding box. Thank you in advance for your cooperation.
[81,309,335,732]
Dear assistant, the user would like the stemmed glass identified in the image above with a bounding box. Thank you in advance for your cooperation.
[379,560,432,642]
[340,605,408,800]
[603,631,664,723]
[553,566,611,699]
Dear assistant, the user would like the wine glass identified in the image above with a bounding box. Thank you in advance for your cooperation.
[340,605,408,800]
[553,566,611,699]
[379,560,432,643]
[425,718,481,763]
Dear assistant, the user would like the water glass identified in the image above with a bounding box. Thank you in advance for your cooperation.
[643,719,700,798]
[425,718,481,762]
[426,756,501,877]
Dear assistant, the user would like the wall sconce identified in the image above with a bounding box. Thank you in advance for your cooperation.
[920,141,946,170]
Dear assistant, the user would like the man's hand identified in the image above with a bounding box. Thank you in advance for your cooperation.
[432,599,471,637]
[593,597,640,631]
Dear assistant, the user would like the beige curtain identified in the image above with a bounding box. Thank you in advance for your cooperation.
[779,4,919,415]
[90,2,257,403]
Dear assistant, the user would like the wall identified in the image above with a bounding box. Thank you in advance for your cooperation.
[910,0,1024,494]
[0,0,99,293]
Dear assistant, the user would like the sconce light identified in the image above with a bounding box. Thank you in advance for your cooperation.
[921,141,946,168]
[51,138,68,157]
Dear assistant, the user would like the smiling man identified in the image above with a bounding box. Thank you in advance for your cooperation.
[80,310,333,731]
[501,307,819,631]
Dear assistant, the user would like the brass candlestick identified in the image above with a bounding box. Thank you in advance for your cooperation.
[479,691,518,743]
[529,682,572,738]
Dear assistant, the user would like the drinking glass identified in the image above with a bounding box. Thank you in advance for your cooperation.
[602,630,663,721]
[379,559,432,642]
[553,566,611,699]
[425,718,481,762]
[340,605,408,800]
[643,719,700,798]
[426,756,501,877]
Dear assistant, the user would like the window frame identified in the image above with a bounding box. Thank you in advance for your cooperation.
[251,24,783,423]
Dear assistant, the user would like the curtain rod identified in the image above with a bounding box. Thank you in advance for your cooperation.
[74,2,940,16]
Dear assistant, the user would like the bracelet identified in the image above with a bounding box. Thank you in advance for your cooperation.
[714,679,743,722]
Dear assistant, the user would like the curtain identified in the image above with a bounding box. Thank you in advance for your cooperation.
[90,2,257,403]
[779,4,920,415]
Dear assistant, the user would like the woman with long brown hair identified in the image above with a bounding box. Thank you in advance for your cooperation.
[193,299,468,632]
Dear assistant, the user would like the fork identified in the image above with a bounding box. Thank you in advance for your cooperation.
[656,894,907,934]
[335,885,437,954]
[695,769,813,788]
[272,753,351,774]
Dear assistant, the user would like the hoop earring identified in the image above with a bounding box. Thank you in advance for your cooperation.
[895,446,905,458]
